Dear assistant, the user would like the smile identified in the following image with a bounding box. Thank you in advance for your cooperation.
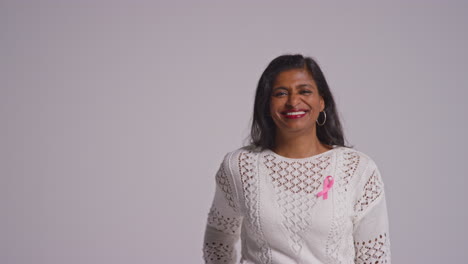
[281,110,308,119]
[285,111,306,116]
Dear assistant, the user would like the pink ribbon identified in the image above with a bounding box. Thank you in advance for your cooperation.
[317,176,334,200]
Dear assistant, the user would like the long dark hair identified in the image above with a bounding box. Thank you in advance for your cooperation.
[250,54,347,149]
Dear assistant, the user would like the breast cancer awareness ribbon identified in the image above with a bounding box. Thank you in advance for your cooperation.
[317,176,334,200]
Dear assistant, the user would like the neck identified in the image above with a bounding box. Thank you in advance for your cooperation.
[273,129,331,159]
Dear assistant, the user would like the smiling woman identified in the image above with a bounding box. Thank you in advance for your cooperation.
[269,68,326,155]
[203,55,391,264]
[251,55,345,156]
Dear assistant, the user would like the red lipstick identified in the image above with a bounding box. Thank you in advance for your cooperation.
[281,109,308,119]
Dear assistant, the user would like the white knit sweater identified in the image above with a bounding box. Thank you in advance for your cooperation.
[203,146,391,264]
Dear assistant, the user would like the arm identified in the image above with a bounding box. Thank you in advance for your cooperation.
[203,155,243,264]
[353,161,391,263]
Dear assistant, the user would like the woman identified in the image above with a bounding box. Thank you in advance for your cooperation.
[203,54,391,264]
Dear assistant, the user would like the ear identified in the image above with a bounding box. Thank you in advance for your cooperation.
[319,97,325,112]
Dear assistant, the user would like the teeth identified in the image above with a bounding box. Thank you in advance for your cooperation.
[285,111,306,115]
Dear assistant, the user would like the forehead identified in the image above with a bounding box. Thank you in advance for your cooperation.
[273,68,316,87]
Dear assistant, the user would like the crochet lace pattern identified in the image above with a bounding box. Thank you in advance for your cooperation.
[238,151,272,263]
[354,170,383,214]
[264,153,332,254]
[354,233,390,263]
[325,149,361,263]
[207,207,241,235]
[203,241,232,263]
[215,165,238,212]
[203,147,390,264]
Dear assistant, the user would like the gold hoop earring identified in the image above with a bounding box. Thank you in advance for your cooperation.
[316,111,326,126]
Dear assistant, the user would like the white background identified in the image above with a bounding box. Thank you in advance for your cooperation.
[2,1,468,263]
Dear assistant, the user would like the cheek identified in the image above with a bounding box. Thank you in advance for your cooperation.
[311,97,324,110]
[269,99,281,113]
[306,99,323,119]
[269,100,283,123]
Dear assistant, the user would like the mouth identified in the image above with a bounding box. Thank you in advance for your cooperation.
[281,109,308,119]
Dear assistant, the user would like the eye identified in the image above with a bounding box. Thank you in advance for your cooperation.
[300,90,313,95]
[273,91,288,97]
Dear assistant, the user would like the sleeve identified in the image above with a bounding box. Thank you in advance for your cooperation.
[203,154,243,264]
[353,160,391,264]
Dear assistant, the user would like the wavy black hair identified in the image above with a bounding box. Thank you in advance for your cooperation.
[250,54,347,149]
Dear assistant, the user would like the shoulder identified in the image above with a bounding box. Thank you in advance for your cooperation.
[334,147,384,190]
[344,150,388,219]
[335,146,379,170]
[222,145,264,164]
[218,145,265,177]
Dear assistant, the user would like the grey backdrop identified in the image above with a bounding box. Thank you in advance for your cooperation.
[2,1,468,263]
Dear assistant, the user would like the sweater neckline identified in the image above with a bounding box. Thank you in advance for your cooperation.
[264,146,342,161]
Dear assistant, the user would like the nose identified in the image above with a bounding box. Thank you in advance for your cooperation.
[286,93,300,108]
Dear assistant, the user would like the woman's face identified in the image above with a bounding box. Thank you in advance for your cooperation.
[269,68,325,135]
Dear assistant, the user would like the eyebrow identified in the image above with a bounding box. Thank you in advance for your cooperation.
[272,87,289,91]
[272,84,314,91]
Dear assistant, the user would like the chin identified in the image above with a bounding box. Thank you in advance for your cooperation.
[280,125,315,134]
